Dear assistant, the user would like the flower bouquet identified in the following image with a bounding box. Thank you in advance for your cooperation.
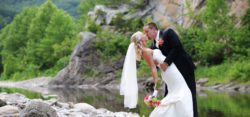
[144,95,161,107]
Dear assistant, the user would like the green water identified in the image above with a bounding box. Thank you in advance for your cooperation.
[0,87,249,117]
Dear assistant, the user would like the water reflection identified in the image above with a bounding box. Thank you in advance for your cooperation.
[48,87,250,117]
[0,87,249,117]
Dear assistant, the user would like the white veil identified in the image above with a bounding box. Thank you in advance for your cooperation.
[120,42,138,109]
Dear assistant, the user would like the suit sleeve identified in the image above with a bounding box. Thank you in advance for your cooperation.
[163,29,181,65]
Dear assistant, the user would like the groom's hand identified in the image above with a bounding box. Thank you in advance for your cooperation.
[160,63,168,71]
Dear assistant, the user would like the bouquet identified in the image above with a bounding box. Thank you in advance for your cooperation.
[144,95,161,107]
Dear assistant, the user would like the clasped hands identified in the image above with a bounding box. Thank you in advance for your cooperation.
[154,60,168,71]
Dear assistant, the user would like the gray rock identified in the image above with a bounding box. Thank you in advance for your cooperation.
[20,101,58,117]
[209,84,223,89]
[0,99,7,107]
[49,32,97,86]
[3,93,29,105]
[88,5,129,25]
[218,82,235,90]
[55,102,70,109]
[196,78,209,86]
[0,105,19,116]
[73,103,95,113]
[45,98,58,106]
[70,111,87,117]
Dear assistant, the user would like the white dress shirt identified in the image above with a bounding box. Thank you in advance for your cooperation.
[155,30,160,48]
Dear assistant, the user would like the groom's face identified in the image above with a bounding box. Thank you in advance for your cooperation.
[143,26,157,40]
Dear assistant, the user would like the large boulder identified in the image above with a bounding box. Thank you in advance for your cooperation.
[20,101,58,117]
[0,105,19,116]
[0,99,7,107]
[49,32,97,86]
[49,32,124,86]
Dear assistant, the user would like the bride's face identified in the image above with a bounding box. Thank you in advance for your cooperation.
[141,34,148,47]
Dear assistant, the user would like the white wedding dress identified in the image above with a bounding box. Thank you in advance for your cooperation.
[150,49,193,117]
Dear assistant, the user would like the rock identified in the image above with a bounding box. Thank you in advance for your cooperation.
[55,102,70,109]
[20,101,58,117]
[226,84,241,91]
[70,111,87,117]
[209,83,223,89]
[0,99,7,107]
[0,93,29,109]
[73,103,95,113]
[99,76,115,85]
[49,31,126,86]
[246,86,250,93]
[49,32,97,86]
[45,98,58,106]
[123,6,155,20]
[218,82,235,90]
[114,112,140,117]
[0,105,19,116]
[196,78,209,86]
[56,108,70,116]
[88,5,129,25]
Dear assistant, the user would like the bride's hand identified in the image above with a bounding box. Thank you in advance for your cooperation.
[154,60,158,65]
[160,63,168,71]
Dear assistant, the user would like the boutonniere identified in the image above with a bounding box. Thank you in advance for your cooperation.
[159,38,164,46]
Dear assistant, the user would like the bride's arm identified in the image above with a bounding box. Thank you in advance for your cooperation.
[142,48,159,90]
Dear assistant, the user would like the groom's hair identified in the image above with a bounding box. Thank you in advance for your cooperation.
[146,22,158,30]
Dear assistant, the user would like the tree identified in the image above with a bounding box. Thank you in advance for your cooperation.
[0,0,78,80]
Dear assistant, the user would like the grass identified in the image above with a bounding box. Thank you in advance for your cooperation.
[196,60,250,85]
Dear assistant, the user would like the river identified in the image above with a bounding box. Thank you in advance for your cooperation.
[0,87,249,117]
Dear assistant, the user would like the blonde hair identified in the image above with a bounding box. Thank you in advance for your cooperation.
[130,31,143,61]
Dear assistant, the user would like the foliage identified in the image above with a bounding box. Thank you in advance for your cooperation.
[196,60,250,85]
[0,87,43,99]
[179,0,234,65]
[0,0,81,30]
[95,29,130,61]
[178,0,250,83]
[0,0,78,80]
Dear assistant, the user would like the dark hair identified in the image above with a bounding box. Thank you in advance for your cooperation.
[146,22,158,30]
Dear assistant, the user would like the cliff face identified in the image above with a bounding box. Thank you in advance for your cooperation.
[147,0,248,28]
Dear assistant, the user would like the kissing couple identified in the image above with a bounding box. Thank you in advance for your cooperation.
[120,22,198,117]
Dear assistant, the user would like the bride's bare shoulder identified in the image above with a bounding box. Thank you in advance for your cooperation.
[142,48,153,59]
[142,48,153,55]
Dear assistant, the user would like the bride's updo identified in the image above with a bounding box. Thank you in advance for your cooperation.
[131,31,143,61]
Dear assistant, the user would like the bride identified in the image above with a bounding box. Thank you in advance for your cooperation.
[120,31,193,117]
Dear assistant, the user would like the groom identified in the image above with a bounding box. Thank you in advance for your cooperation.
[144,22,198,117]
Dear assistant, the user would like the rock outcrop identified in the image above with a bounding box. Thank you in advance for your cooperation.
[49,32,124,86]
[49,32,97,86]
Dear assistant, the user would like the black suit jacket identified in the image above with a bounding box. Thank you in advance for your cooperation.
[151,28,195,76]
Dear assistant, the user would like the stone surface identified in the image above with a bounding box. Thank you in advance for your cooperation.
[196,78,209,86]
[73,103,95,113]
[0,105,19,115]
[88,5,129,25]
[49,32,97,86]
[20,101,58,117]
[0,99,7,107]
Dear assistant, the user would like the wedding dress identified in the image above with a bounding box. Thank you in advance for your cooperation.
[150,49,193,117]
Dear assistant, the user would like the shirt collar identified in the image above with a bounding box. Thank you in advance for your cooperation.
[154,30,160,48]
[155,30,160,41]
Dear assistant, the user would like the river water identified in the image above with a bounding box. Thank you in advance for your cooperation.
[0,87,249,117]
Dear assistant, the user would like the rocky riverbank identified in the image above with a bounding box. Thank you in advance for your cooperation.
[0,77,250,94]
[0,92,139,117]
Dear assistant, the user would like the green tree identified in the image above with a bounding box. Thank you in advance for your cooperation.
[0,0,78,80]
[0,7,38,80]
